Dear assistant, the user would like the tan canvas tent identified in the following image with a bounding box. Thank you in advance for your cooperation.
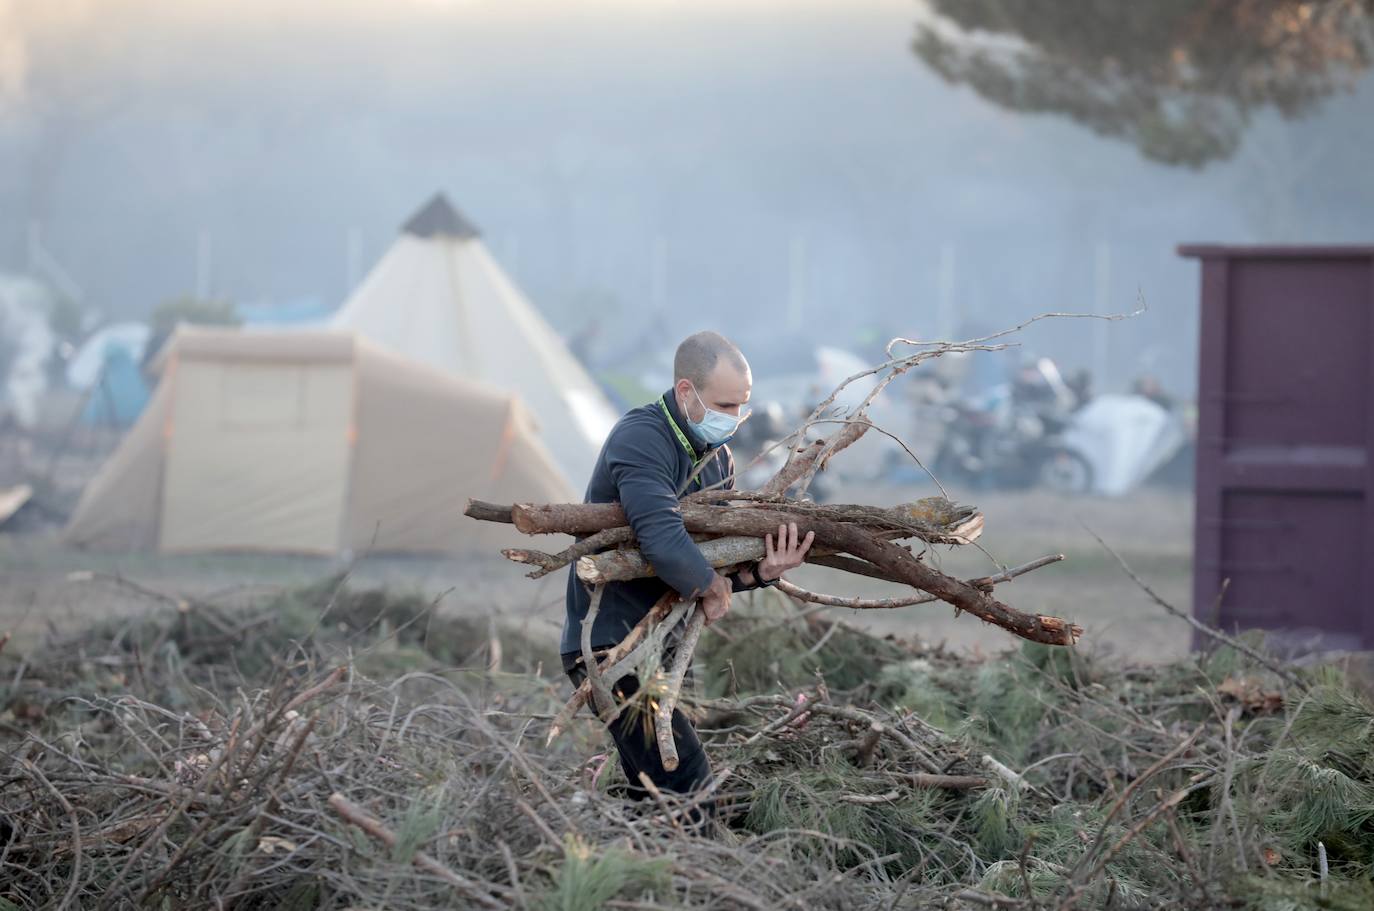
[64,326,573,555]
[331,193,617,486]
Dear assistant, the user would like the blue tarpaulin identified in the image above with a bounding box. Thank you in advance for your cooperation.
[82,346,149,427]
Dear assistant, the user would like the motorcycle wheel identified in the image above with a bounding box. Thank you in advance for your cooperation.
[1039,450,1093,494]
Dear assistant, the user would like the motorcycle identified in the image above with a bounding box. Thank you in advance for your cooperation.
[931,398,1093,493]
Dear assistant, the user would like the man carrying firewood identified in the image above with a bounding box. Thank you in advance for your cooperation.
[561,330,815,804]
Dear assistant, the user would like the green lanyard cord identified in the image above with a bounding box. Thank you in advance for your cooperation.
[658,396,712,495]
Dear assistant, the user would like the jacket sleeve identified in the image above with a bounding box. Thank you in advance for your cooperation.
[606,425,717,599]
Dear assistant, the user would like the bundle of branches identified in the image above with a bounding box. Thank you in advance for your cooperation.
[465,336,1078,768]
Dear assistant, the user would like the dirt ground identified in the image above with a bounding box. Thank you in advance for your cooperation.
[793,482,1194,661]
[0,481,1194,662]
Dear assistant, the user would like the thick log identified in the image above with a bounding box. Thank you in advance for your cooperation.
[511,501,626,535]
[683,490,984,545]
[511,501,950,542]
[511,502,1080,645]
[577,535,760,585]
[574,534,915,586]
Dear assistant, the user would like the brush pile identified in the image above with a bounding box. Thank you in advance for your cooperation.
[2,579,1373,909]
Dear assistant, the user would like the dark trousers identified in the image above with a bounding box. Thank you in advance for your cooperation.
[562,651,713,805]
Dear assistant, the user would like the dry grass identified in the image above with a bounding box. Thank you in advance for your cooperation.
[2,578,1370,910]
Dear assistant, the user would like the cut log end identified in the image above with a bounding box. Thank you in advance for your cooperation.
[1036,615,1084,646]
[576,555,607,585]
[949,514,985,545]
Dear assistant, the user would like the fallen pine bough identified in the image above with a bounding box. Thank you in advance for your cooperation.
[1,581,1369,910]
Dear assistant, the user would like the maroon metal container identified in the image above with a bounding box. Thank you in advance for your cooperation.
[1180,244,1374,651]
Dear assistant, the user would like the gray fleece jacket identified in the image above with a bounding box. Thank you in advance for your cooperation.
[559,390,759,656]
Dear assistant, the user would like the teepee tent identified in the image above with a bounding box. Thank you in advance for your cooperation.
[64,326,572,555]
[332,193,617,486]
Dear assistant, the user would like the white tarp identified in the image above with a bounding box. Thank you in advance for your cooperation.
[1061,394,1185,496]
[0,276,55,428]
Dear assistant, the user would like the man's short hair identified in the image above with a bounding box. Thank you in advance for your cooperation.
[674,331,747,388]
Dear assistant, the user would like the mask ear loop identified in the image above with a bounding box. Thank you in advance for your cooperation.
[689,383,708,421]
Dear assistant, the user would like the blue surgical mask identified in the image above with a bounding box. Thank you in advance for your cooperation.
[685,384,744,446]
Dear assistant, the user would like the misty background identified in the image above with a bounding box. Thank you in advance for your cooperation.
[3,0,1373,397]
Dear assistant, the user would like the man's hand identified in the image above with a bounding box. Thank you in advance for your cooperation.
[757,522,815,582]
[699,572,732,625]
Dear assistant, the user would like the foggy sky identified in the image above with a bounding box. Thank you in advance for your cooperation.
[2,0,1372,394]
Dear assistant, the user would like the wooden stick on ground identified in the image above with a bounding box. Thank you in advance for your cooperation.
[327,794,507,909]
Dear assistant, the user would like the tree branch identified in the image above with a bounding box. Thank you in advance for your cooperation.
[775,554,1065,610]
[504,501,1079,645]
